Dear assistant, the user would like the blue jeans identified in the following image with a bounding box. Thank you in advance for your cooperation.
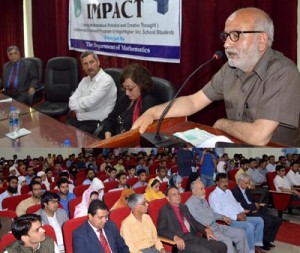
[201,174,215,188]
[231,217,264,251]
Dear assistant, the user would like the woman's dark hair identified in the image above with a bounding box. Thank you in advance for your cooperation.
[120,63,153,96]
[151,179,160,187]
[90,191,99,198]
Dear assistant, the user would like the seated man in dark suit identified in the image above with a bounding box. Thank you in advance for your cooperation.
[72,199,129,253]
[232,173,282,251]
[157,187,227,253]
[0,45,38,104]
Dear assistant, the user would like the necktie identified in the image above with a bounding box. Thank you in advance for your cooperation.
[9,63,17,91]
[98,229,110,253]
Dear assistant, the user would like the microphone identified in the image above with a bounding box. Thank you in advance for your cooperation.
[140,51,223,147]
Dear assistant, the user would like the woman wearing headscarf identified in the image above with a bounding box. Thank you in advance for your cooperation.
[74,177,105,218]
[144,178,166,202]
[110,188,135,211]
[37,171,50,190]
[9,165,20,177]
[17,176,26,193]
[169,174,185,193]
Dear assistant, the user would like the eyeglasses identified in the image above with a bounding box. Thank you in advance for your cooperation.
[220,31,265,42]
[138,201,148,206]
[121,85,137,92]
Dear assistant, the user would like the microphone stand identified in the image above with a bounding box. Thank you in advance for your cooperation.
[140,52,223,147]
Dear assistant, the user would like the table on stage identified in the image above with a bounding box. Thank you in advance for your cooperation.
[0,93,35,121]
[88,117,284,148]
[0,94,101,147]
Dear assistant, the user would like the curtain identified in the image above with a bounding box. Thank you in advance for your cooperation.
[0,0,24,76]
[30,0,298,126]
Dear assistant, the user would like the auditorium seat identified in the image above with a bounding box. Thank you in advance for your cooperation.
[2,194,31,211]
[68,197,82,219]
[103,190,122,210]
[109,206,131,231]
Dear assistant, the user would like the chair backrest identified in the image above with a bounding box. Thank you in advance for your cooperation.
[63,216,87,253]
[44,57,78,102]
[74,175,87,186]
[20,184,30,194]
[103,190,122,210]
[0,187,7,194]
[104,68,124,100]
[180,191,192,203]
[228,169,239,181]
[133,185,147,194]
[127,177,139,187]
[109,206,131,231]
[150,76,176,104]
[103,181,119,193]
[25,57,43,84]
[266,172,277,190]
[181,176,189,190]
[205,185,216,201]
[148,198,168,227]
[228,180,237,190]
[2,194,31,211]
[68,197,82,219]
[26,203,63,214]
[159,182,168,195]
[0,210,17,219]
[73,184,89,197]
[0,224,57,252]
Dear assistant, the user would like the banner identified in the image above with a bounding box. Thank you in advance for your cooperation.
[69,0,182,63]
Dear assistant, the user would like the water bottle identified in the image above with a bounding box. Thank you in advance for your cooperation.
[9,106,19,137]
[63,139,71,148]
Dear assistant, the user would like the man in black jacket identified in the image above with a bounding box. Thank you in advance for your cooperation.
[232,173,282,251]
[157,187,227,253]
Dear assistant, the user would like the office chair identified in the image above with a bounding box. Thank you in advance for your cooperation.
[150,76,176,104]
[26,57,44,105]
[34,57,78,117]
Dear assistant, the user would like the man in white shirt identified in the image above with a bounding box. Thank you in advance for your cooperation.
[273,165,300,200]
[0,176,19,209]
[286,161,300,187]
[266,155,276,173]
[35,191,69,253]
[4,214,60,253]
[209,173,265,253]
[68,50,117,134]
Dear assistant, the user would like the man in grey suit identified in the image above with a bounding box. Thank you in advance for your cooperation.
[157,187,227,253]
[35,191,69,253]
[186,180,249,253]
[0,45,38,104]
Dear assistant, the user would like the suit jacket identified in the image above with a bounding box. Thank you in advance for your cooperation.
[231,186,257,211]
[35,208,69,227]
[72,220,129,253]
[0,58,38,101]
[157,203,207,240]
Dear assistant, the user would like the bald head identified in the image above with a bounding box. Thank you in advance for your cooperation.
[227,7,274,46]
[191,180,206,199]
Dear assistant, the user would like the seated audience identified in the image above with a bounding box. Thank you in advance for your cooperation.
[209,173,264,253]
[127,165,137,179]
[4,214,59,253]
[82,168,96,185]
[155,166,169,183]
[0,45,39,104]
[72,199,129,253]
[132,169,148,189]
[114,172,130,190]
[16,180,43,217]
[186,180,249,253]
[17,175,27,193]
[144,178,166,202]
[37,171,50,190]
[286,161,300,187]
[169,174,185,193]
[74,177,104,218]
[273,165,300,200]
[68,50,117,134]
[120,193,166,253]
[232,174,282,250]
[0,175,19,209]
[158,187,227,253]
[35,191,69,253]
[103,167,117,183]
[100,63,158,139]
[110,188,135,211]
[57,178,76,217]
